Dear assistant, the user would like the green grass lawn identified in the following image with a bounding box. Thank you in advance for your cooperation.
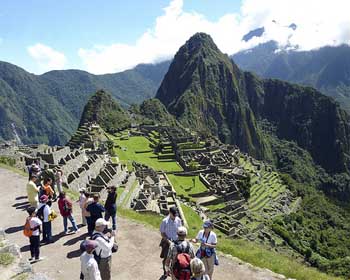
[181,203,203,238]
[113,136,182,172]
[120,180,138,209]
[167,174,207,200]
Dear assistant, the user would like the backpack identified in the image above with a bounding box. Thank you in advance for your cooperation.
[36,205,46,221]
[23,217,33,237]
[173,241,191,280]
[90,232,110,264]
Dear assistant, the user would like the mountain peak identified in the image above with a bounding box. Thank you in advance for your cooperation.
[179,32,220,56]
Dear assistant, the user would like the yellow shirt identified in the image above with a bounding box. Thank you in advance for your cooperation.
[26,181,39,203]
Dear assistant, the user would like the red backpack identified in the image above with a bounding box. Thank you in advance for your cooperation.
[173,241,191,280]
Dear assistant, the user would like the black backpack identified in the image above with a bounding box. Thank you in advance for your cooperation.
[36,205,46,221]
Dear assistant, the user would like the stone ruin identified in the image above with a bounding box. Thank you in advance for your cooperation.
[130,162,187,224]
[0,123,127,199]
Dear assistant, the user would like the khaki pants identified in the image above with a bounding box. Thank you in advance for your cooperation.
[202,255,215,279]
[29,201,38,208]
[99,256,112,280]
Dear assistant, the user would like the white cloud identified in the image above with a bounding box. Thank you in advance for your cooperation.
[27,43,67,73]
[79,0,350,74]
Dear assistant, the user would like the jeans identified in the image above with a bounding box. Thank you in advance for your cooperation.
[63,214,79,232]
[105,210,117,230]
[29,235,40,259]
[42,221,52,242]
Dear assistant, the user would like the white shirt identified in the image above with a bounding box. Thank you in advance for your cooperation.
[29,217,42,236]
[38,203,51,222]
[92,231,114,258]
[80,252,101,280]
[196,230,217,246]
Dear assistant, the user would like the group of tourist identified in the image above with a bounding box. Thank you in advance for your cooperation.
[160,206,218,280]
[24,161,218,280]
[24,162,118,280]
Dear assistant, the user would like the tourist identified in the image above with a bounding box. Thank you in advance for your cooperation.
[28,160,41,179]
[87,194,105,235]
[80,240,101,280]
[25,206,42,261]
[55,169,63,194]
[104,186,117,230]
[190,258,210,280]
[41,168,56,198]
[83,193,94,234]
[26,174,40,208]
[91,218,115,280]
[79,188,87,226]
[165,226,195,280]
[42,178,55,200]
[37,195,53,243]
[58,192,79,234]
[160,206,182,278]
[191,221,217,280]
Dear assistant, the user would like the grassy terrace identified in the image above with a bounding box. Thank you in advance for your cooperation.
[167,174,207,201]
[111,134,182,172]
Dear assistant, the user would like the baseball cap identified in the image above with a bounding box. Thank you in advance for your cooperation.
[169,206,178,216]
[203,220,213,228]
[95,218,109,227]
[84,240,98,251]
[40,194,48,203]
[177,226,188,236]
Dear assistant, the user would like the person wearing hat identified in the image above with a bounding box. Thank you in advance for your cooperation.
[191,221,217,279]
[26,174,40,208]
[160,206,182,278]
[91,218,115,280]
[165,226,195,280]
[79,188,87,226]
[104,186,118,230]
[37,194,53,243]
[80,240,101,280]
[190,258,210,280]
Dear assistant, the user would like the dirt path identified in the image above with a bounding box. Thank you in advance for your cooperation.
[0,168,285,280]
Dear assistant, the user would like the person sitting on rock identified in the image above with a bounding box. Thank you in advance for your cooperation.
[80,240,101,280]
[58,191,79,234]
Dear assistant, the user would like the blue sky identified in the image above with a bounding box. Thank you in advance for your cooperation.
[0,0,349,74]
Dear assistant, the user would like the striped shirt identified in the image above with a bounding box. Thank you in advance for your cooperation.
[160,215,182,241]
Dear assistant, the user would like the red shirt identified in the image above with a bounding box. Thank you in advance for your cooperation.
[58,197,73,217]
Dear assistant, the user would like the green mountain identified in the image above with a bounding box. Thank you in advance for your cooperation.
[233,42,350,113]
[156,33,350,174]
[0,61,169,145]
[78,90,130,133]
[156,33,268,159]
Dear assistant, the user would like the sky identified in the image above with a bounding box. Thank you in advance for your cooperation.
[0,0,349,74]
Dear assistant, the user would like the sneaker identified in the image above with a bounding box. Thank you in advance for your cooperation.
[28,257,33,262]
[72,228,80,234]
[34,256,45,262]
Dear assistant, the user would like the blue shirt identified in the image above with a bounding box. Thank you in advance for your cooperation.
[87,202,105,219]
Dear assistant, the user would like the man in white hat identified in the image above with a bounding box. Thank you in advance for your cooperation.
[91,218,115,280]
